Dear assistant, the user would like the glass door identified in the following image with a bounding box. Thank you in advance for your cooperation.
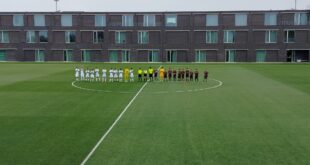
[148,50,159,62]
[0,50,6,61]
[82,50,91,62]
[35,50,45,62]
[64,50,73,62]
[167,50,177,62]
[121,50,130,62]
[109,50,118,62]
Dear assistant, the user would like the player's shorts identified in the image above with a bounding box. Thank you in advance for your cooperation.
[138,74,142,78]
[75,73,79,77]
[149,74,153,77]
[130,74,134,78]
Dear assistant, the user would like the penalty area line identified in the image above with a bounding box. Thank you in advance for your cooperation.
[80,81,149,165]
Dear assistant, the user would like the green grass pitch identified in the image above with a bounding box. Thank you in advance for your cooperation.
[0,63,310,165]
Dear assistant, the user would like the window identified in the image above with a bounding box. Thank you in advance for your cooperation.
[206,31,218,43]
[34,15,45,26]
[264,13,277,25]
[225,50,236,62]
[82,50,91,62]
[26,31,36,43]
[122,15,134,27]
[195,50,207,62]
[95,15,106,27]
[265,30,277,43]
[167,50,177,62]
[138,31,149,44]
[165,14,177,27]
[224,30,235,43]
[148,50,159,62]
[0,31,9,43]
[206,14,218,26]
[294,13,309,25]
[64,50,73,62]
[61,15,72,27]
[35,50,45,62]
[13,15,24,26]
[235,13,247,26]
[65,31,76,43]
[0,50,6,61]
[143,14,156,27]
[256,50,266,62]
[121,50,130,62]
[284,30,295,43]
[39,31,48,43]
[109,50,118,62]
[115,31,126,44]
[93,31,104,43]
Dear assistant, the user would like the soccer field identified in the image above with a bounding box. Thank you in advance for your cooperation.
[0,63,310,165]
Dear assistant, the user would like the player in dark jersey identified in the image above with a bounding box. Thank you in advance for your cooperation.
[172,69,177,81]
[177,69,181,81]
[194,69,199,82]
[168,68,172,81]
[163,70,168,81]
[181,69,185,81]
[189,69,194,81]
[185,68,190,81]
[204,70,209,82]
[154,69,158,81]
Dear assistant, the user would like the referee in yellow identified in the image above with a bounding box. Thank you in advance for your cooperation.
[138,68,143,82]
[148,67,154,81]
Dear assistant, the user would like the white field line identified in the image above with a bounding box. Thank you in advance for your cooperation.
[80,82,148,165]
[80,66,161,165]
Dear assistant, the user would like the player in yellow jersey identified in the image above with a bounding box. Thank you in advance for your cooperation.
[124,68,129,82]
[148,67,154,81]
[159,66,165,81]
[138,68,143,82]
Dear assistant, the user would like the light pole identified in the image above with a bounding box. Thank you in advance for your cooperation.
[54,0,59,12]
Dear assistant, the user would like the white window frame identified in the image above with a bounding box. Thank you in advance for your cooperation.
[265,30,277,43]
[93,31,104,43]
[61,15,72,27]
[143,14,156,27]
[26,31,36,43]
[206,30,218,44]
[206,14,218,26]
[0,31,10,43]
[224,30,235,43]
[13,15,24,26]
[34,14,45,27]
[138,31,149,44]
[39,31,48,43]
[294,13,309,25]
[284,30,295,43]
[95,15,106,27]
[235,13,247,26]
[65,31,76,43]
[264,12,277,26]
[122,15,134,27]
[165,14,177,27]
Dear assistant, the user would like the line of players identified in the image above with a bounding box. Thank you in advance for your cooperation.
[75,67,209,82]
[141,67,208,82]
[75,67,134,82]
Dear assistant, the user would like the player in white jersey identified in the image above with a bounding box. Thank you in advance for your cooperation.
[90,69,95,82]
[95,68,100,82]
[102,68,107,82]
[109,68,114,82]
[85,68,90,81]
[114,68,119,82]
[118,68,123,82]
[130,68,134,82]
[75,67,80,81]
[80,68,85,81]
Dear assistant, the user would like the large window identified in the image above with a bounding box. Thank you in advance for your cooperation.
[206,14,218,26]
[35,50,45,62]
[121,50,130,62]
[34,15,45,26]
[109,50,118,62]
[95,15,106,27]
[195,50,207,62]
[265,30,277,43]
[138,31,149,44]
[39,31,48,43]
[225,50,236,62]
[0,31,9,43]
[224,30,235,43]
[143,14,156,27]
[115,31,126,44]
[93,31,104,43]
[64,50,73,62]
[264,13,277,26]
[167,50,177,62]
[61,15,72,27]
[13,15,24,26]
[0,50,6,61]
[26,31,36,43]
[235,13,247,26]
[165,14,177,27]
[65,31,76,43]
[122,15,134,27]
[206,31,218,43]
[284,30,295,43]
[82,50,91,62]
[294,13,309,25]
[256,50,266,62]
[148,50,159,62]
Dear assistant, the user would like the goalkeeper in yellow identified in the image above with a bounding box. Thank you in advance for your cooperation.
[124,68,130,82]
